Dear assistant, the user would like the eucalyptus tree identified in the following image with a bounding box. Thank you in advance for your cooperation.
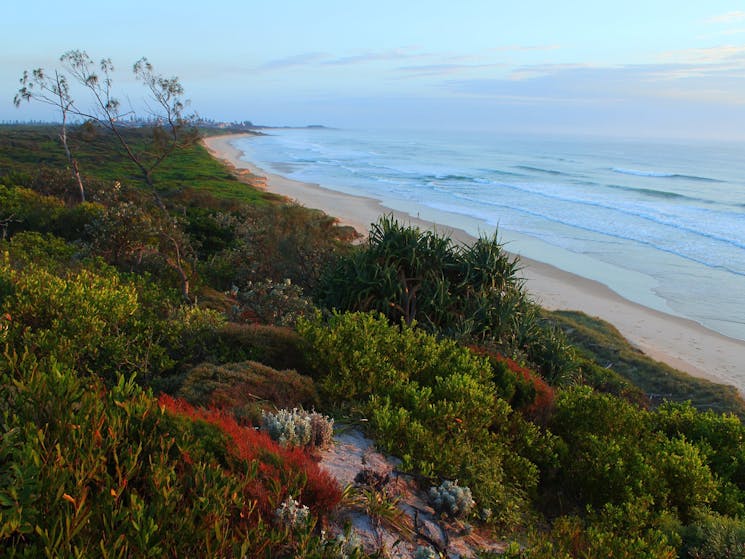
[60,50,198,194]
[14,67,86,202]
[15,50,198,203]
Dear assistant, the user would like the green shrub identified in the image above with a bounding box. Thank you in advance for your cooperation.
[656,436,718,523]
[2,231,81,273]
[547,387,657,510]
[0,184,103,241]
[532,505,677,559]
[299,310,555,526]
[175,360,319,423]
[547,386,728,530]
[232,278,315,326]
[159,304,227,370]
[0,258,171,380]
[0,184,62,236]
[653,401,745,505]
[299,310,492,403]
[207,203,354,293]
[0,358,252,557]
[680,512,745,559]
[199,322,308,372]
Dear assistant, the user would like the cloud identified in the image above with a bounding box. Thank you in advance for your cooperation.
[705,11,745,24]
[396,62,505,77]
[443,60,745,106]
[257,48,505,77]
[718,27,745,35]
[488,45,561,53]
[659,45,745,64]
[507,63,588,80]
[322,48,423,66]
[696,27,745,39]
[258,47,427,72]
[259,52,329,71]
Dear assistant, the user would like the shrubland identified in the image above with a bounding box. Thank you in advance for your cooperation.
[2,124,745,557]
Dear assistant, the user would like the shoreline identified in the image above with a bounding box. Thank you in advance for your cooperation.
[202,133,745,393]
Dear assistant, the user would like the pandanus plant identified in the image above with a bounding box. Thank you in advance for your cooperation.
[319,215,529,345]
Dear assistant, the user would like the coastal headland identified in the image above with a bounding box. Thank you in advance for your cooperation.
[202,133,745,393]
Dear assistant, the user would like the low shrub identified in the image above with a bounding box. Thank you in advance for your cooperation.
[414,546,439,559]
[310,411,335,449]
[231,278,315,327]
[299,310,555,526]
[207,202,354,293]
[680,512,745,559]
[546,386,727,531]
[176,360,319,423]
[428,480,476,518]
[0,358,261,557]
[274,496,311,532]
[204,322,308,372]
[262,407,313,448]
[653,401,745,512]
[159,395,342,517]
[0,258,172,380]
[471,347,556,422]
[262,408,334,450]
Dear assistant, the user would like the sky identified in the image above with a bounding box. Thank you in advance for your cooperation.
[3,0,745,139]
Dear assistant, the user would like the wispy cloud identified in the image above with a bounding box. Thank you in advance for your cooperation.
[392,45,561,78]
[443,59,745,106]
[507,63,587,80]
[257,47,506,76]
[259,52,328,71]
[717,27,745,35]
[396,62,505,77]
[258,48,426,72]
[322,48,423,66]
[705,10,745,24]
[697,27,745,39]
[488,44,561,53]
[659,45,745,64]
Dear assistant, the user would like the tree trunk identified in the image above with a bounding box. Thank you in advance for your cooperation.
[59,110,85,203]
[71,159,85,203]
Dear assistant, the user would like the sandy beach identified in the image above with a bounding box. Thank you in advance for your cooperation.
[203,133,745,392]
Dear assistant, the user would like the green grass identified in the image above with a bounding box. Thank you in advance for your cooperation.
[546,310,745,417]
[0,124,271,204]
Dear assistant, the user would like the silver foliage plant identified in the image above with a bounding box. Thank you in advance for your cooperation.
[413,546,439,559]
[428,480,475,519]
[274,496,310,531]
[261,408,334,450]
[326,529,363,559]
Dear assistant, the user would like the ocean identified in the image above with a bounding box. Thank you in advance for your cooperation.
[233,128,745,342]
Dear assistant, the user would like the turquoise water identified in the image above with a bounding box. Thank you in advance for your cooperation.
[234,128,745,341]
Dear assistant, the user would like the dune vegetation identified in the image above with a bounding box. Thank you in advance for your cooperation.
[1,124,745,558]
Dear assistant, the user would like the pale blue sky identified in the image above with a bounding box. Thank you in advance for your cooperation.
[4,1,745,138]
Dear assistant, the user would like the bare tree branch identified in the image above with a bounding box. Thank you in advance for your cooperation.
[14,67,86,202]
[16,49,197,206]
